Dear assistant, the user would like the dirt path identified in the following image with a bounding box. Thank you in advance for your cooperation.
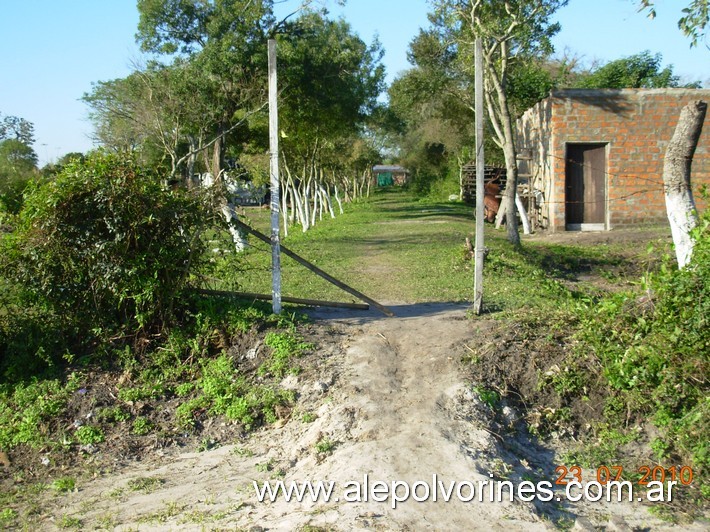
[49,304,537,529]
[48,302,703,530]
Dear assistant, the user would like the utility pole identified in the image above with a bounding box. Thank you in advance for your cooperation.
[268,39,282,314]
[473,38,485,315]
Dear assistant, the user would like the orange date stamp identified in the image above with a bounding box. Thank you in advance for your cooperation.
[555,465,694,486]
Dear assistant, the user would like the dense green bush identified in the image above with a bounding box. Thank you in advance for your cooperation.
[1,152,208,337]
[578,211,709,480]
[0,174,31,215]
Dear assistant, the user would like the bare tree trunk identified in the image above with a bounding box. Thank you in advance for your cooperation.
[515,193,531,235]
[186,135,199,187]
[497,91,521,246]
[457,155,464,201]
[334,184,344,214]
[322,183,335,218]
[664,100,707,268]
[211,132,223,178]
[342,176,352,203]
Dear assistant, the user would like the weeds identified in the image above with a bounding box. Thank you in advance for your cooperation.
[58,515,82,529]
[74,426,105,445]
[131,417,153,436]
[301,412,317,423]
[0,375,80,449]
[51,477,76,493]
[96,406,130,423]
[0,508,17,524]
[126,477,164,494]
[138,501,185,524]
[315,437,336,455]
[472,385,500,409]
[232,446,254,457]
[259,331,312,377]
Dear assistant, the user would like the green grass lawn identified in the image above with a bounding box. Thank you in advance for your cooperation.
[226,189,479,304]
[212,188,660,313]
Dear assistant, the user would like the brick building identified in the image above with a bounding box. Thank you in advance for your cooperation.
[516,88,710,231]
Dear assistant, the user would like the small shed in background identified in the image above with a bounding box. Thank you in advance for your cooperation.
[517,88,710,231]
[372,165,409,187]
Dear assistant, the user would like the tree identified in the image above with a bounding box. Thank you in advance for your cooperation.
[84,1,289,180]
[84,60,237,178]
[135,0,277,177]
[663,100,707,268]
[638,0,709,48]
[0,113,35,146]
[385,29,476,194]
[577,50,686,89]
[278,12,384,156]
[275,10,386,229]
[430,0,567,245]
[0,139,37,174]
[0,114,38,214]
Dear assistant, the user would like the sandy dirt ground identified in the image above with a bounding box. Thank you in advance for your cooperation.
[41,301,708,531]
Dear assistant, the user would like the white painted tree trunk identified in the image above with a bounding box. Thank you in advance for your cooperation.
[494,199,506,229]
[515,193,531,235]
[311,185,319,227]
[663,100,706,268]
[292,185,308,232]
[200,172,248,252]
[322,184,335,218]
[288,182,296,224]
[334,185,344,214]
[221,202,248,252]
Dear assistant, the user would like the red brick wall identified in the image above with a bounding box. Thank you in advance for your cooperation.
[519,89,710,231]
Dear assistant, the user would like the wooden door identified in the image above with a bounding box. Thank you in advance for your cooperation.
[565,144,606,228]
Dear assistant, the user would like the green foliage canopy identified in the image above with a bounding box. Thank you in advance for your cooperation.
[0,113,38,215]
[277,11,385,167]
[0,113,35,146]
[577,50,685,89]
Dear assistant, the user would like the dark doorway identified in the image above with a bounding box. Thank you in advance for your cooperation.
[565,143,607,230]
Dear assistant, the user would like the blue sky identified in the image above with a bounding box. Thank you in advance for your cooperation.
[1,0,708,166]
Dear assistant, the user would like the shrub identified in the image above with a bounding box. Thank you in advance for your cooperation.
[1,152,207,334]
[578,210,709,475]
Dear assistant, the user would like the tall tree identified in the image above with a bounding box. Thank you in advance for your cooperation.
[0,113,35,146]
[135,0,277,177]
[386,29,476,193]
[430,0,567,245]
[275,11,386,229]
[0,116,38,214]
[278,12,384,172]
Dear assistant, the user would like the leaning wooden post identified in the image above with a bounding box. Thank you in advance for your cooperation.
[268,39,282,314]
[473,38,485,315]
